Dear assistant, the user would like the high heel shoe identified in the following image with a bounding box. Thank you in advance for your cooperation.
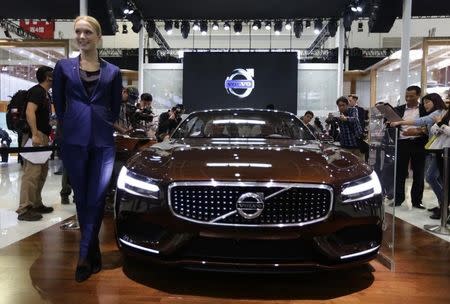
[89,245,102,274]
[75,261,92,283]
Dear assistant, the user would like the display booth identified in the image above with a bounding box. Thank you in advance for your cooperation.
[367,37,450,106]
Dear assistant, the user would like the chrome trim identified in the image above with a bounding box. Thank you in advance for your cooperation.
[167,181,334,227]
[119,237,160,254]
[339,245,380,260]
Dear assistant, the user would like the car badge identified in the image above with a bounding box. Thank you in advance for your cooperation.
[236,192,264,219]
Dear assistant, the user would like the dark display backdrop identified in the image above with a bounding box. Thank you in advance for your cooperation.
[182,52,298,113]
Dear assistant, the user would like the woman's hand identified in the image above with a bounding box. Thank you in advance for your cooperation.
[390,121,402,127]
[433,115,443,123]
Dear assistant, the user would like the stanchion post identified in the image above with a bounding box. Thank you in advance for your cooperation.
[425,147,450,235]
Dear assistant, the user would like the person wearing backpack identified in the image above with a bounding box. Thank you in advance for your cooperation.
[16,66,54,221]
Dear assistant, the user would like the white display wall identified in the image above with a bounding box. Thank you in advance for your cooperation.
[143,63,339,118]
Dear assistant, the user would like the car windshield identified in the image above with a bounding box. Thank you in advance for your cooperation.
[171,110,316,140]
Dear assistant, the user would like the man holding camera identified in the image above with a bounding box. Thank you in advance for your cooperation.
[326,96,364,160]
[130,93,154,130]
[156,104,184,142]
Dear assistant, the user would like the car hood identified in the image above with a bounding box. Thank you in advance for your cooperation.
[126,138,371,185]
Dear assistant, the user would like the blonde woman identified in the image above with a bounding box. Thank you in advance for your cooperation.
[53,16,122,282]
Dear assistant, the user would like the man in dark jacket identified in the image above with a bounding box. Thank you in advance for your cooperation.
[156,104,183,141]
[0,127,12,163]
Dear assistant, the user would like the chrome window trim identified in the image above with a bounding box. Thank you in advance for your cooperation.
[167,181,334,227]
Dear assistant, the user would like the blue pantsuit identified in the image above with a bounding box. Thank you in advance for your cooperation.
[53,57,122,260]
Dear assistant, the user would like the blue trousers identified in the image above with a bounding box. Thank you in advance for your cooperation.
[61,143,115,259]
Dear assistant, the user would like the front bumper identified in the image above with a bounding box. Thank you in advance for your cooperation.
[115,188,383,272]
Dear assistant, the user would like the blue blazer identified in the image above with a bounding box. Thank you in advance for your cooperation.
[52,57,122,147]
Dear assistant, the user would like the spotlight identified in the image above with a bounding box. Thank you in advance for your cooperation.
[252,20,261,30]
[164,20,173,35]
[327,19,338,37]
[293,19,303,38]
[212,21,219,31]
[314,19,323,34]
[145,20,156,37]
[128,12,142,33]
[200,20,208,35]
[285,21,292,31]
[234,21,242,35]
[343,9,354,32]
[358,21,363,32]
[181,20,190,39]
[350,0,363,13]
[193,21,200,31]
[223,21,230,31]
[274,20,282,35]
[265,21,271,30]
[305,20,311,29]
[122,24,128,34]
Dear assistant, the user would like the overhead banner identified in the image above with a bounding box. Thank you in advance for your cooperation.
[19,20,55,39]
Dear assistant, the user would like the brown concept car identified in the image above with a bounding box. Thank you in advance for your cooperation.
[115,108,383,272]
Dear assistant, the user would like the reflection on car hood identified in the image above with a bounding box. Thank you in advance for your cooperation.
[126,138,371,185]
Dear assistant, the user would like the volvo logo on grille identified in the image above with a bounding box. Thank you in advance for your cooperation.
[236,192,264,219]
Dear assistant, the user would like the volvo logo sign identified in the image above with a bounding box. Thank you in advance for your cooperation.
[236,192,264,219]
[224,68,255,98]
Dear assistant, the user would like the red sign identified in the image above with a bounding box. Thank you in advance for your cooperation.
[19,20,55,39]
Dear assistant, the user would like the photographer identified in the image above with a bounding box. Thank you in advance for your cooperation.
[156,104,183,142]
[114,86,138,134]
[130,93,154,130]
[326,96,364,159]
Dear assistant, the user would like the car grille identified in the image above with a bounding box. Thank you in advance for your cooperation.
[168,182,333,227]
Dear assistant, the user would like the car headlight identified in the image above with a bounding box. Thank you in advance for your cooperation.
[117,167,160,199]
[341,171,382,203]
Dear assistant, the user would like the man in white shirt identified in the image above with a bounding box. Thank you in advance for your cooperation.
[392,86,427,209]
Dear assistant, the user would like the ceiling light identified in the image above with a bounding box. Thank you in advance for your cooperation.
[274,20,282,35]
[200,20,208,35]
[305,20,311,29]
[293,20,303,38]
[223,21,230,31]
[285,21,292,31]
[314,19,323,34]
[181,21,190,39]
[212,21,219,31]
[252,20,261,30]
[193,21,200,31]
[265,21,271,30]
[234,21,242,35]
[128,12,142,33]
[164,20,173,34]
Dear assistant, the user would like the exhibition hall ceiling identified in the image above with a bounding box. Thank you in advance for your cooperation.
[1,0,450,20]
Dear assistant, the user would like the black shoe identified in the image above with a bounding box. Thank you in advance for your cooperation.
[61,196,70,205]
[33,205,54,213]
[412,203,426,210]
[75,263,92,283]
[54,170,63,175]
[89,245,102,274]
[428,207,439,212]
[430,209,441,219]
[18,210,43,221]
